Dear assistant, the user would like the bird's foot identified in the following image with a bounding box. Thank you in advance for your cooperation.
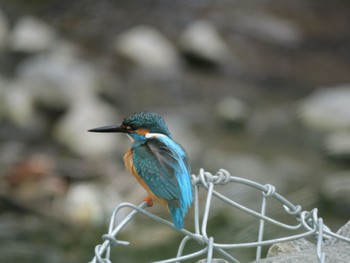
[144,196,153,207]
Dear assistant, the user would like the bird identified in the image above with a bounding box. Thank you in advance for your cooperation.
[88,111,193,229]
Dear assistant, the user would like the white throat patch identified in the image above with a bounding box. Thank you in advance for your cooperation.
[145,133,168,139]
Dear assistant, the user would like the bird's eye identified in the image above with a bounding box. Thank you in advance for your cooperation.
[125,125,133,131]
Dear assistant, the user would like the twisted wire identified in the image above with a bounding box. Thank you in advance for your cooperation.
[90,169,350,263]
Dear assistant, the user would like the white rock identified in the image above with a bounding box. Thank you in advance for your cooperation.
[53,96,120,158]
[114,25,180,71]
[0,9,9,50]
[179,20,231,65]
[298,85,350,131]
[10,16,56,52]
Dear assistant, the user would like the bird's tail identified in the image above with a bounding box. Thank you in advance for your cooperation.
[168,203,185,230]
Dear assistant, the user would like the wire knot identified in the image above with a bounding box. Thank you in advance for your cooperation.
[300,208,322,231]
[194,168,214,188]
[215,169,231,184]
[283,204,302,216]
[262,184,275,197]
[102,234,130,247]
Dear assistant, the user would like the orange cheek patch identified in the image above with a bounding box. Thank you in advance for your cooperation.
[135,128,150,136]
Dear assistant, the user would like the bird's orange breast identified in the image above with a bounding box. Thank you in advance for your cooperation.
[123,148,167,207]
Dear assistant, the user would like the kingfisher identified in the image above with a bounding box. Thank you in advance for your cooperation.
[88,112,193,229]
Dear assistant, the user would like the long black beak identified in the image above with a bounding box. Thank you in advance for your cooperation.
[88,124,125,133]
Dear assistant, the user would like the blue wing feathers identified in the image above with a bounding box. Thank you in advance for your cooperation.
[132,136,192,229]
[151,136,193,229]
[133,142,179,200]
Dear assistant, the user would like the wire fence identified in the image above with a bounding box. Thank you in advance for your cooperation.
[90,169,350,263]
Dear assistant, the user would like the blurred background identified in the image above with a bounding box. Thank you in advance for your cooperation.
[0,0,350,262]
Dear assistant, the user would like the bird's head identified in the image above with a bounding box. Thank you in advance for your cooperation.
[88,112,171,141]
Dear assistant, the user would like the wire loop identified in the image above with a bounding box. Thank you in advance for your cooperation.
[262,184,276,197]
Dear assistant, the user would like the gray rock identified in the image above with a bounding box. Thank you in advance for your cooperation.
[253,246,350,263]
[253,220,350,262]
[298,85,350,132]
[0,9,9,50]
[266,239,316,258]
[326,220,350,246]
[114,25,180,72]
[9,16,56,53]
[320,171,350,208]
[324,131,350,159]
[336,221,350,239]
[179,20,232,66]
